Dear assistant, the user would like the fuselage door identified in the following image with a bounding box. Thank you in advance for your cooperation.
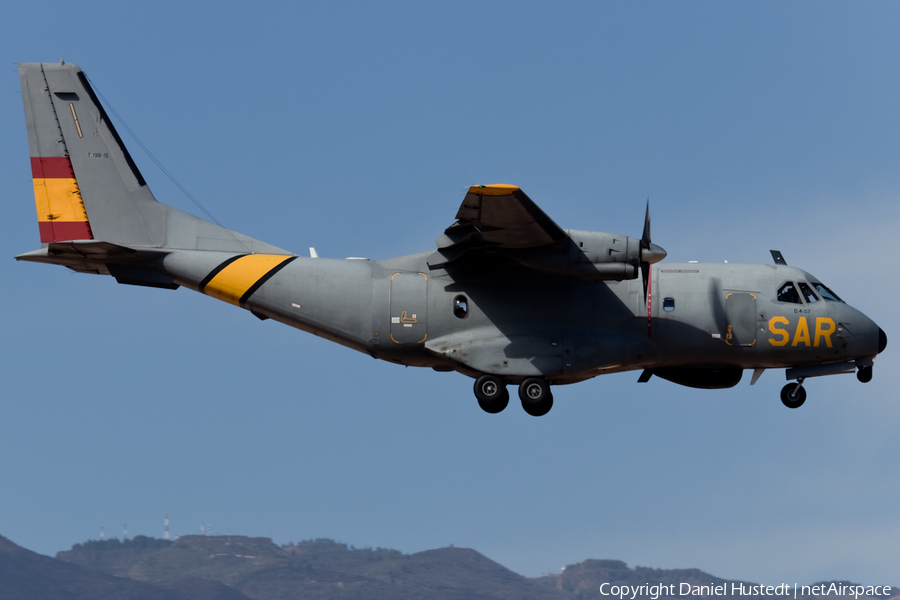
[725,292,757,346]
[390,272,428,345]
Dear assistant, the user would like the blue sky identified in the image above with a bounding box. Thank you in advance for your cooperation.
[1,0,898,586]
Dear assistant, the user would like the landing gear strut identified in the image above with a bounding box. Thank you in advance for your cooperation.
[780,378,806,409]
[474,375,509,414]
[519,377,553,417]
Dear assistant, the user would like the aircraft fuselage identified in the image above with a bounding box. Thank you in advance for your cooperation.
[160,250,883,389]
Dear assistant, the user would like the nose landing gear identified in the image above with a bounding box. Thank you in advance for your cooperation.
[780,378,807,409]
[857,365,873,383]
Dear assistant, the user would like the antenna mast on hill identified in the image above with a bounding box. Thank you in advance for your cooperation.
[100,525,105,540]
[123,523,128,541]
[164,514,170,540]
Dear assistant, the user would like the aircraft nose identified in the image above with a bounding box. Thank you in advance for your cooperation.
[878,328,888,354]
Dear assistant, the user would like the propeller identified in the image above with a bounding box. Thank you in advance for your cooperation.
[640,200,666,302]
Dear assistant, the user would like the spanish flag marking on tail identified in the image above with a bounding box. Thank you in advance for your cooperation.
[31,156,93,243]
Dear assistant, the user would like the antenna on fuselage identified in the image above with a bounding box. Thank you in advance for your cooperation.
[770,250,787,265]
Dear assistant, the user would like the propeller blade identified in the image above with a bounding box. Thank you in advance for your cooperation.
[642,200,651,246]
[641,260,649,301]
[639,200,665,303]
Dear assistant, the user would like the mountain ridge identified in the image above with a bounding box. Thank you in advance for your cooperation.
[1,533,896,600]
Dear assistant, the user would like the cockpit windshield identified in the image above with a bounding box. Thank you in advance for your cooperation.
[798,282,819,303]
[811,281,843,302]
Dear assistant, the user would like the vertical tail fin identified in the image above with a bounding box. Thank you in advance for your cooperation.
[20,62,164,246]
[19,62,288,255]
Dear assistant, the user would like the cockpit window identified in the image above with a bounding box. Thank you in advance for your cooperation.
[811,281,843,302]
[798,282,819,303]
[777,282,802,304]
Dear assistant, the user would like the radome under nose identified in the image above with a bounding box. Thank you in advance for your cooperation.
[878,328,888,354]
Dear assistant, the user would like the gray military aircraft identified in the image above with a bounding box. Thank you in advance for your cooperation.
[17,62,887,415]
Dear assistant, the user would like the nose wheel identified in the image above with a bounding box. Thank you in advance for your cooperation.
[780,378,807,409]
[857,366,873,383]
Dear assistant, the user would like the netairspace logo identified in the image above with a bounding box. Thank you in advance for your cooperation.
[599,583,894,600]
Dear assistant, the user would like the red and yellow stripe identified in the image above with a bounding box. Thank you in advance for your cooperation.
[200,254,297,307]
[31,157,93,243]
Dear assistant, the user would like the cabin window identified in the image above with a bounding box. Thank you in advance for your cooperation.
[811,281,843,302]
[663,297,675,312]
[453,295,469,319]
[798,282,819,303]
[777,282,802,304]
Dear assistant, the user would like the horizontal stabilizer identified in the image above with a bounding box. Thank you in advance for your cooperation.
[16,240,167,262]
[15,241,171,277]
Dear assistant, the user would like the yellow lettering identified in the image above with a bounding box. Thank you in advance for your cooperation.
[792,316,811,346]
[768,316,790,346]
[814,317,835,348]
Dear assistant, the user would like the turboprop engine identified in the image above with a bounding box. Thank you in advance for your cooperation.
[513,229,667,281]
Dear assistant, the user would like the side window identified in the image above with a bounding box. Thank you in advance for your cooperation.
[798,282,819,303]
[453,295,469,318]
[777,282,802,304]
[663,297,675,312]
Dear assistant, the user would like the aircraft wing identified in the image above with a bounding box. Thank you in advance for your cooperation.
[428,185,567,267]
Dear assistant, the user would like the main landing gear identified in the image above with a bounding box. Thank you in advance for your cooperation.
[518,377,553,417]
[473,375,509,414]
[474,375,554,416]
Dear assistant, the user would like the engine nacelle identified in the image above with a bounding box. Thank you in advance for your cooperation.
[511,230,641,281]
